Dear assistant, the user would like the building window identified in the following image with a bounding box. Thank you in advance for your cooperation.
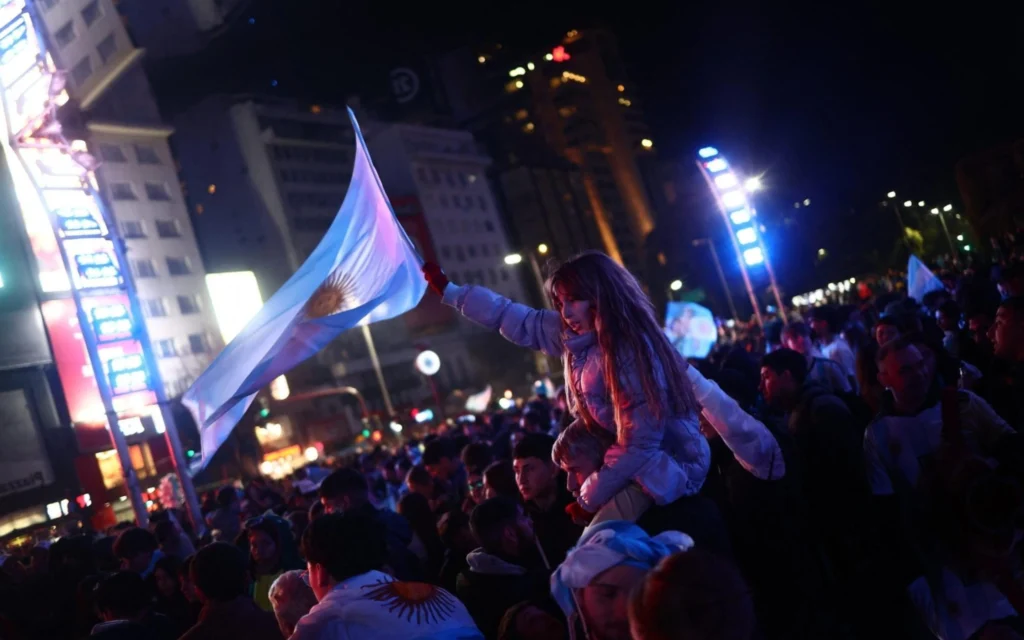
[439,194,449,207]
[484,221,495,232]
[96,446,156,489]
[54,20,75,48]
[142,298,167,318]
[452,194,461,208]
[155,339,177,358]
[120,220,145,238]
[501,268,509,281]
[481,245,490,257]
[166,257,192,276]
[445,172,455,187]
[98,144,126,162]
[188,334,210,354]
[70,55,92,86]
[467,246,476,258]
[440,246,451,260]
[155,219,181,238]
[455,247,465,262]
[109,182,136,200]
[430,169,440,183]
[132,259,157,279]
[81,0,103,26]
[144,182,172,201]
[177,295,201,315]
[417,167,428,183]
[489,268,498,284]
[478,195,488,211]
[38,0,60,10]
[133,144,160,165]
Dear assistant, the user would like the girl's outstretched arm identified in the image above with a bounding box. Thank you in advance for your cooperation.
[442,283,564,357]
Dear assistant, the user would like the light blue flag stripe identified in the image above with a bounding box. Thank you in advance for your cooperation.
[907,254,944,303]
[182,109,426,470]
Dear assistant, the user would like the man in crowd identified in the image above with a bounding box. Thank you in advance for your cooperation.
[865,336,1020,639]
[423,439,468,504]
[760,348,868,564]
[512,433,581,567]
[781,321,853,394]
[319,467,422,580]
[807,306,857,384]
[91,571,179,639]
[180,543,282,640]
[550,521,693,640]
[985,296,1024,429]
[292,512,481,640]
[456,496,552,638]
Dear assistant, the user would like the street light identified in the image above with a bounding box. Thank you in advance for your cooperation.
[669,279,683,291]
[957,234,964,241]
[930,208,939,214]
[903,200,912,207]
[504,253,523,265]
[744,176,762,192]
[918,201,925,207]
[887,191,897,199]
[537,243,549,255]
[943,204,953,212]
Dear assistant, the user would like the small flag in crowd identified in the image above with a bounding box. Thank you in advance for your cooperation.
[907,254,944,303]
[182,108,425,470]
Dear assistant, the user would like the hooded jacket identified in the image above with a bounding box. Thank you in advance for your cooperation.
[443,283,709,511]
[456,550,551,639]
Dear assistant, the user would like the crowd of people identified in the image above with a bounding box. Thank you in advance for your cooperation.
[1,252,1023,640]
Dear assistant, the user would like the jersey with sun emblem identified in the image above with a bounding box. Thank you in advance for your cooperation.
[289,570,482,640]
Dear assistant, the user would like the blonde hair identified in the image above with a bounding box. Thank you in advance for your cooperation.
[548,252,698,441]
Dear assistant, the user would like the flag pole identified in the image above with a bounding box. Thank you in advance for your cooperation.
[361,323,394,417]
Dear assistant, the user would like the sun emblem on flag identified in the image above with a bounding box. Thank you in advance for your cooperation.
[304,269,358,319]
[362,580,457,624]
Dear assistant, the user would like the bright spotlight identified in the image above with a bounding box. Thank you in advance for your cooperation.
[742,247,764,266]
[504,253,523,265]
[744,176,762,192]
[669,280,683,291]
[706,158,728,172]
[537,243,549,254]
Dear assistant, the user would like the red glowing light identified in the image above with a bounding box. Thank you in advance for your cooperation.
[551,46,571,62]
[371,430,383,443]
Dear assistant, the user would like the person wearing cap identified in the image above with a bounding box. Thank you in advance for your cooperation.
[550,521,692,640]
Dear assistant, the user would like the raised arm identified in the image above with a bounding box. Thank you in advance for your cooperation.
[687,366,785,480]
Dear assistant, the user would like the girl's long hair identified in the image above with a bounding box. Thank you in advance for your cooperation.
[547,252,698,437]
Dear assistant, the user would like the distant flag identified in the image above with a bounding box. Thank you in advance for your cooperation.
[182,108,425,470]
[907,254,944,303]
[465,385,493,414]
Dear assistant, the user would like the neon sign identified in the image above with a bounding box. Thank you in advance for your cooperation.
[103,352,149,396]
[551,46,570,62]
[89,302,133,342]
[73,249,120,287]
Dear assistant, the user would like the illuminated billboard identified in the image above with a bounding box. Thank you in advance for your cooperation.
[206,271,263,343]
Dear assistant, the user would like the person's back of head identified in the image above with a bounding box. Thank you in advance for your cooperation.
[406,464,435,495]
[470,496,523,556]
[761,348,808,385]
[216,485,237,509]
[112,527,158,571]
[319,467,368,513]
[191,542,249,604]
[629,550,756,640]
[482,460,520,502]
[95,571,150,621]
[461,442,493,475]
[422,438,456,467]
[301,513,387,599]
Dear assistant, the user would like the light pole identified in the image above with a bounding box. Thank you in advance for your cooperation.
[930,206,959,262]
[505,245,551,310]
[692,238,740,324]
[886,191,913,254]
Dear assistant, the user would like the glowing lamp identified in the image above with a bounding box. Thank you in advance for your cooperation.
[415,350,441,376]
[735,227,757,245]
[742,247,764,266]
[698,147,719,159]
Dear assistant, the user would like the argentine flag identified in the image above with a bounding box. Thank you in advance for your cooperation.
[182,109,425,470]
[907,254,944,303]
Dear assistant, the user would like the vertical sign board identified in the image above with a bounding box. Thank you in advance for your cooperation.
[0,6,158,451]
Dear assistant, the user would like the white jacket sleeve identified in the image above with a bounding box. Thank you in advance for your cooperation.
[442,283,564,357]
[687,367,785,481]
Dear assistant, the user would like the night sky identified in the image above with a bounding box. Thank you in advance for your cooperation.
[149,1,1024,291]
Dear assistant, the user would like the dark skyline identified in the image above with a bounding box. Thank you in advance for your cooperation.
[150,2,1023,209]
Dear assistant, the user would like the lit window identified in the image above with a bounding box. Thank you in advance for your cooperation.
[522,122,535,133]
[98,144,126,162]
[55,21,75,48]
[134,144,160,164]
[742,247,764,266]
[714,173,738,190]
[145,182,172,201]
[166,257,192,276]
[310,105,322,114]
[515,109,529,120]
[71,55,93,86]
[207,184,216,194]
[735,227,757,245]
[729,210,751,225]
[706,158,728,172]
[721,191,745,209]
[97,33,118,64]
[109,182,136,200]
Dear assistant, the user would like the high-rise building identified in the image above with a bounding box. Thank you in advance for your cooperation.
[114,0,250,59]
[437,28,662,275]
[33,0,221,399]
